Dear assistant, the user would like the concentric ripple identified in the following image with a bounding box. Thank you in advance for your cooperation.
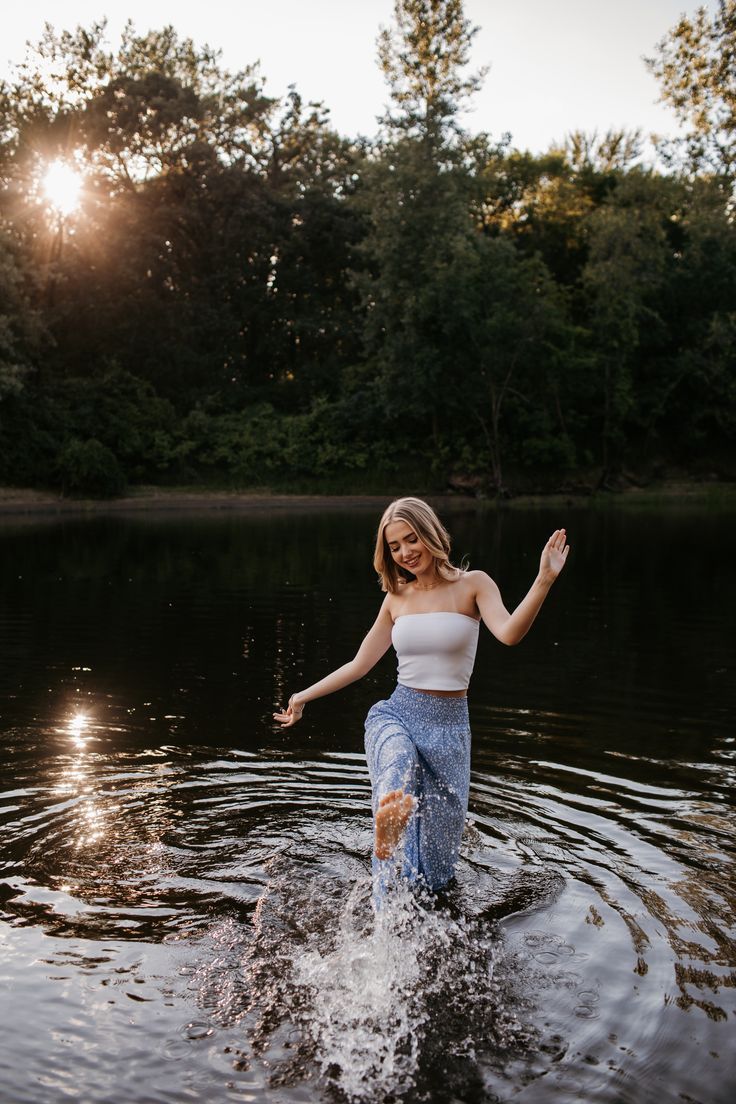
[2,723,733,1103]
[1,506,735,1103]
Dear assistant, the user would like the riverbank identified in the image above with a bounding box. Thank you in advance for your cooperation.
[1,481,735,516]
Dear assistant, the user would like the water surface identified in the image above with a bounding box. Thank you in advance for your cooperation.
[1,504,734,1103]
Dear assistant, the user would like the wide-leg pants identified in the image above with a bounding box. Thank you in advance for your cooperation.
[364,684,471,899]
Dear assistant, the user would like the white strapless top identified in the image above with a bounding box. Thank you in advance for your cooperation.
[391,612,480,691]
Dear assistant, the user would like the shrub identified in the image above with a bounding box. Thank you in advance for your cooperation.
[56,438,127,498]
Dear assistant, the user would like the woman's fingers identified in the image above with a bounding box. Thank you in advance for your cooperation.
[546,529,569,554]
[540,528,570,577]
[272,706,299,726]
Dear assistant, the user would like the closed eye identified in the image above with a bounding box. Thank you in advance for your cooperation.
[387,532,418,552]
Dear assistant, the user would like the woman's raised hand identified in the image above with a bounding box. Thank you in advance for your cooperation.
[539,528,570,583]
[272,695,305,727]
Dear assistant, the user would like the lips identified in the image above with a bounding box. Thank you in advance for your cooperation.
[404,557,420,569]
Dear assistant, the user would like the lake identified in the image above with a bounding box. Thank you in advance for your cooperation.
[1,501,734,1103]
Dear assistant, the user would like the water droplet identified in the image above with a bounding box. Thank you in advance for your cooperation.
[179,1021,214,1041]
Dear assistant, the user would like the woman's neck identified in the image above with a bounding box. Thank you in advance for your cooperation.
[412,570,442,591]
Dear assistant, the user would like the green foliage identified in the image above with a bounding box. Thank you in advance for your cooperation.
[0,369,179,487]
[54,369,180,477]
[0,227,43,398]
[0,3,735,499]
[377,0,486,145]
[177,398,392,484]
[442,235,578,490]
[356,138,476,429]
[358,0,495,459]
[56,438,127,498]
[581,175,671,478]
[645,1,736,183]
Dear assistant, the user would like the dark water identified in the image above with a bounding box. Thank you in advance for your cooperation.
[1,504,734,1104]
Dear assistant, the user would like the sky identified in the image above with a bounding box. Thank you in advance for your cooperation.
[0,1,716,155]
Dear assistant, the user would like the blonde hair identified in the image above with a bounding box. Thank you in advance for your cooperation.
[373,497,466,593]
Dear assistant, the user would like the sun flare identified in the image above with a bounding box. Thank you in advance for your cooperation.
[43,160,82,216]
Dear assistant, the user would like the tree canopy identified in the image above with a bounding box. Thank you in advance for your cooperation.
[0,2,734,497]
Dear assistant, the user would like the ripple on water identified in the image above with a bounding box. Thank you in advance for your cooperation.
[1,729,736,1103]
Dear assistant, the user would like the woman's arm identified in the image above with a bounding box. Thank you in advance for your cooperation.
[273,597,394,727]
[474,528,569,646]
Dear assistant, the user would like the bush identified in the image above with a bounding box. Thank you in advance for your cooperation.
[56,438,127,498]
[52,369,180,480]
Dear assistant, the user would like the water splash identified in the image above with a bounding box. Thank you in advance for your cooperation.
[293,875,504,1102]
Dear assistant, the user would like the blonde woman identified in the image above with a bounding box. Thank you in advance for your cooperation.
[274,497,569,900]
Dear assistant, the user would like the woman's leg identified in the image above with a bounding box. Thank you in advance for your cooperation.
[365,691,471,902]
[412,722,470,890]
[364,701,422,900]
[382,688,471,892]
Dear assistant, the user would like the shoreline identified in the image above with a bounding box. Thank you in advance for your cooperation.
[1,481,735,517]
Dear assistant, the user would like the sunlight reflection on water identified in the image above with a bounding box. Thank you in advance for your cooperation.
[0,507,735,1102]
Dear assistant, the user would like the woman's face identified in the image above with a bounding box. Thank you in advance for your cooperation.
[384,520,433,577]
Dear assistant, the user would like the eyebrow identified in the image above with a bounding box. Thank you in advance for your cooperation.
[387,531,416,546]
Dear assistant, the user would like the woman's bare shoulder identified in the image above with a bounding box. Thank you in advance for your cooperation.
[381,590,400,622]
[462,568,495,585]
[462,569,499,595]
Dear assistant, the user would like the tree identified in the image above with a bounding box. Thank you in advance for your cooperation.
[445,236,575,492]
[0,21,277,394]
[0,20,274,186]
[651,179,736,461]
[646,1,736,187]
[356,139,476,431]
[0,227,43,399]
[252,91,367,409]
[377,0,486,150]
[581,175,671,482]
[358,0,490,455]
[1,7,733,495]
[0,21,364,410]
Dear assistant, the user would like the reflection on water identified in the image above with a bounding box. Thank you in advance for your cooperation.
[1,506,735,1103]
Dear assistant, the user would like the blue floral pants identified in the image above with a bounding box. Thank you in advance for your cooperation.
[364,684,471,901]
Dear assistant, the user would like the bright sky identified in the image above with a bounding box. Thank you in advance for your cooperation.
[0,1,716,154]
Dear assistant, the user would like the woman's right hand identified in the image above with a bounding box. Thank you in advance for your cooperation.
[272,695,305,727]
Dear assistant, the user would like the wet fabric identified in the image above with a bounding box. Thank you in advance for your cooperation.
[364,684,471,903]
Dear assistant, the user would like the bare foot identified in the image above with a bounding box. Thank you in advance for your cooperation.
[374,789,416,860]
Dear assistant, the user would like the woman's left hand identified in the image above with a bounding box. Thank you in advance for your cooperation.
[539,528,570,583]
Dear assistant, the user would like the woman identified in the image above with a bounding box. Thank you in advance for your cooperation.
[274,497,569,899]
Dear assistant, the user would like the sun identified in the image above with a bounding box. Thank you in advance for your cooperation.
[43,160,83,216]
